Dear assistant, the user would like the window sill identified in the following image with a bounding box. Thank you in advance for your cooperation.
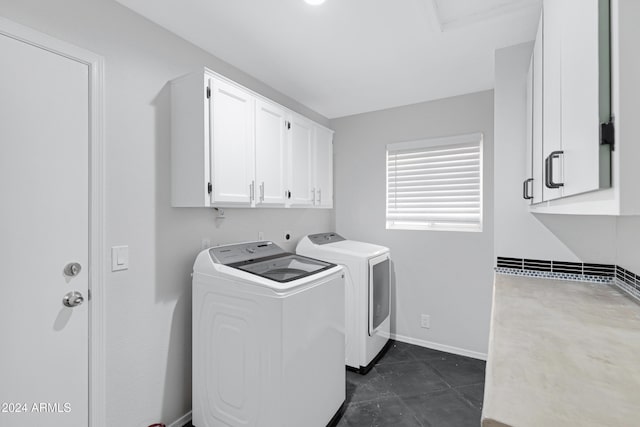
[386,223,482,233]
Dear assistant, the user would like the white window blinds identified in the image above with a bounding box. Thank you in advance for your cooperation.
[386,133,483,232]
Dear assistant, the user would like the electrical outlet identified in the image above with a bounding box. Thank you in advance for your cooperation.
[258,231,264,241]
[421,314,430,329]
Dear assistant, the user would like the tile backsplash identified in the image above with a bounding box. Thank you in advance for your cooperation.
[614,265,640,302]
[496,257,640,303]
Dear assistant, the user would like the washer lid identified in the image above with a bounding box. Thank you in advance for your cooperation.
[313,239,389,258]
[229,254,336,283]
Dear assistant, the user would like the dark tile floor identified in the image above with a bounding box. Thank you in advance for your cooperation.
[336,341,485,427]
[185,340,485,427]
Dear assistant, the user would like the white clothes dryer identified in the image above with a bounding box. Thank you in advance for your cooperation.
[297,233,391,374]
[192,241,345,427]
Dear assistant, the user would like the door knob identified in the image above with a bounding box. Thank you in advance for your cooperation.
[64,262,82,277]
[62,291,84,308]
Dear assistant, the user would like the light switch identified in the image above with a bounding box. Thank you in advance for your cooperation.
[111,245,129,271]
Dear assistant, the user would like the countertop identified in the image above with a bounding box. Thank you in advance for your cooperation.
[482,274,640,427]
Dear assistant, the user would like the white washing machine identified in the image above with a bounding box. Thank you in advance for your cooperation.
[297,233,391,374]
[192,241,345,427]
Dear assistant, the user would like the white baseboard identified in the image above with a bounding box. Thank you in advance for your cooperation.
[391,333,488,361]
[167,411,192,427]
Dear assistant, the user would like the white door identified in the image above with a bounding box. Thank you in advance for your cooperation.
[288,114,315,206]
[255,99,288,206]
[0,33,89,426]
[210,78,255,205]
[314,126,334,208]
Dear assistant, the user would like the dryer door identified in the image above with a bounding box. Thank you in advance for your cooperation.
[368,253,390,335]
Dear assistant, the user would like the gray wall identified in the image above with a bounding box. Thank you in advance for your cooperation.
[617,217,640,272]
[331,91,495,357]
[494,42,640,274]
[0,1,332,425]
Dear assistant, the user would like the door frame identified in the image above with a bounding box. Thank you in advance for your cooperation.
[0,16,106,427]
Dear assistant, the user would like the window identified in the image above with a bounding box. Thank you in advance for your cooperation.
[386,133,483,232]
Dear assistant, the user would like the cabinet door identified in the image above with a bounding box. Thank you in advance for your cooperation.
[560,0,611,197]
[210,78,255,205]
[542,0,563,201]
[525,55,534,205]
[314,126,334,208]
[532,15,544,204]
[288,114,315,206]
[255,99,288,206]
[170,72,210,207]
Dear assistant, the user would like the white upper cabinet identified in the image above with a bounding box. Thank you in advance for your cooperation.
[524,0,613,209]
[209,77,256,206]
[288,113,315,207]
[314,126,334,208]
[171,72,209,207]
[288,114,334,208]
[255,99,288,206]
[170,68,333,209]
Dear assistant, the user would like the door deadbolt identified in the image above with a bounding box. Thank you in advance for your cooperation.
[64,262,82,277]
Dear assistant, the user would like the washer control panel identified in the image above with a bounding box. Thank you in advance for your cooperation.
[307,232,345,245]
[209,241,285,265]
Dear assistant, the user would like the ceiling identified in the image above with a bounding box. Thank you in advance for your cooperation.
[115,0,541,119]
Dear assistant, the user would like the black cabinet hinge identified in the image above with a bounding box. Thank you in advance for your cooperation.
[601,121,614,150]
[207,182,212,194]
[206,87,211,99]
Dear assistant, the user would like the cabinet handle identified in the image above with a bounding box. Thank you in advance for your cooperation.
[544,151,564,189]
[317,188,322,204]
[522,178,534,200]
[311,188,316,205]
[250,181,255,202]
[260,182,265,202]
